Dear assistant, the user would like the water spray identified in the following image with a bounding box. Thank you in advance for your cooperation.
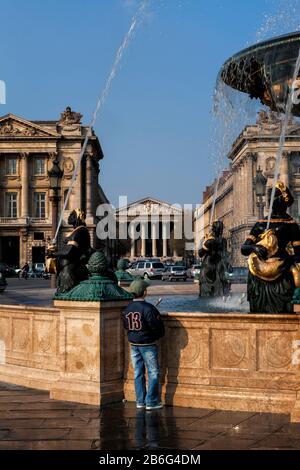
[267,49,300,230]
[53,0,150,244]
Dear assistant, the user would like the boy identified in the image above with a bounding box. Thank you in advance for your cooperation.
[123,279,165,410]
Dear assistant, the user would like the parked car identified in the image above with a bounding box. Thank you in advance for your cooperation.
[162,266,188,282]
[0,269,7,292]
[187,264,202,279]
[128,261,165,279]
[126,263,137,275]
[225,267,248,284]
[0,263,17,278]
[34,262,45,273]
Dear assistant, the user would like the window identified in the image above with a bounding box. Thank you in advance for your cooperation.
[34,158,45,175]
[6,157,17,175]
[5,193,17,218]
[34,232,44,241]
[34,192,46,218]
[146,263,151,269]
[137,263,145,269]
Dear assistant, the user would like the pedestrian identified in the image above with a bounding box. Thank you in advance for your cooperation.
[123,279,165,410]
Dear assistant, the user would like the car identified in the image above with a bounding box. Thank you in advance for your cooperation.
[162,265,188,282]
[225,267,248,284]
[0,263,17,278]
[34,262,45,273]
[128,261,165,279]
[187,264,202,279]
[126,263,137,275]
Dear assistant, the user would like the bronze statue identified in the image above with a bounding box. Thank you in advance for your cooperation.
[198,220,231,297]
[47,209,93,293]
[241,181,300,313]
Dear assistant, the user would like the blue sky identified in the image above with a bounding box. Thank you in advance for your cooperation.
[0,0,297,206]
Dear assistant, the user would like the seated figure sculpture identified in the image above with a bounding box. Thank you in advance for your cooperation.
[47,208,93,294]
[198,220,231,297]
[241,181,300,313]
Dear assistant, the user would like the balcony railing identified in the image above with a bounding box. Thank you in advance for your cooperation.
[0,217,50,225]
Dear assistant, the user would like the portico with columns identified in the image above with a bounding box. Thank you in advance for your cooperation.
[116,197,184,260]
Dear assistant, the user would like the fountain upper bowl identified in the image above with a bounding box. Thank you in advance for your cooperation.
[221,31,300,116]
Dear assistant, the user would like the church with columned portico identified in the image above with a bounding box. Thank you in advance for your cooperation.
[116,197,186,261]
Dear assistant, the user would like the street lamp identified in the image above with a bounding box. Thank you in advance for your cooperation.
[253,166,267,220]
[48,158,63,287]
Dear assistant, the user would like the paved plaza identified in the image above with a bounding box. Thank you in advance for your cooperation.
[0,381,300,450]
[0,278,245,306]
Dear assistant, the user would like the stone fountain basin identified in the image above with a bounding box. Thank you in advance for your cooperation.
[221,31,300,115]
[0,300,299,422]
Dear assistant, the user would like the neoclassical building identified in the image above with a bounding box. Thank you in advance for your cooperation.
[116,197,186,260]
[0,107,110,267]
[195,111,300,266]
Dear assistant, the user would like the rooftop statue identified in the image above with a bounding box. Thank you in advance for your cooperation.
[198,220,232,297]
[241,182,300,313]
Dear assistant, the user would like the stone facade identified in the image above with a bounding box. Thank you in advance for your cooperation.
[116,197,186,261]
[0,108,110,267]
[195,111,300,266]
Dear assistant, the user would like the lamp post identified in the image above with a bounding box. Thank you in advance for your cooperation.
[48,158,63,288]
[253,166,267,220]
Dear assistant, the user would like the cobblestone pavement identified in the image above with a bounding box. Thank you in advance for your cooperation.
[0,382,299,450]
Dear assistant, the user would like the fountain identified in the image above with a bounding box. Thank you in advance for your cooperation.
[221,31,300,116]
[220,32,300,314]
[128,33,300,421]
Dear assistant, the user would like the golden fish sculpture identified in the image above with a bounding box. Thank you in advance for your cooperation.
[248,229,300,286]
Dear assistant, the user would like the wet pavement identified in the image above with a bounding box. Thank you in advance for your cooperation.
[0,382,300,450]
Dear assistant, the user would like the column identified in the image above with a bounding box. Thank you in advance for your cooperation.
[248,153,256,216]
[163,223,168,258]
[280,152,290,187]
[20,153,29,218]
[141,222,146,258]
[86,153,93,218]
[152,222,157,258]
[130,223,136,259]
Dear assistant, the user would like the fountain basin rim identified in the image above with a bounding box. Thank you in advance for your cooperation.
[161,310,300,320]
[221,31,300,70]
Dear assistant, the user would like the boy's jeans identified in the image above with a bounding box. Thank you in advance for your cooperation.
[130,344,160,406]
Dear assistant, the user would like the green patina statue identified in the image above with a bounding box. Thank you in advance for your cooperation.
[54,251,132,302]
[47,208,93,294]
[115,259,135,284]
[198,220,232,297]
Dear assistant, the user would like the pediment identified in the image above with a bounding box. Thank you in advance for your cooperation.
[0,114,59,138]
[117,197,183,217]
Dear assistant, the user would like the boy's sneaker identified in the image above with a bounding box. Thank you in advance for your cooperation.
[136,404,146,409]
[146,403,163,411]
